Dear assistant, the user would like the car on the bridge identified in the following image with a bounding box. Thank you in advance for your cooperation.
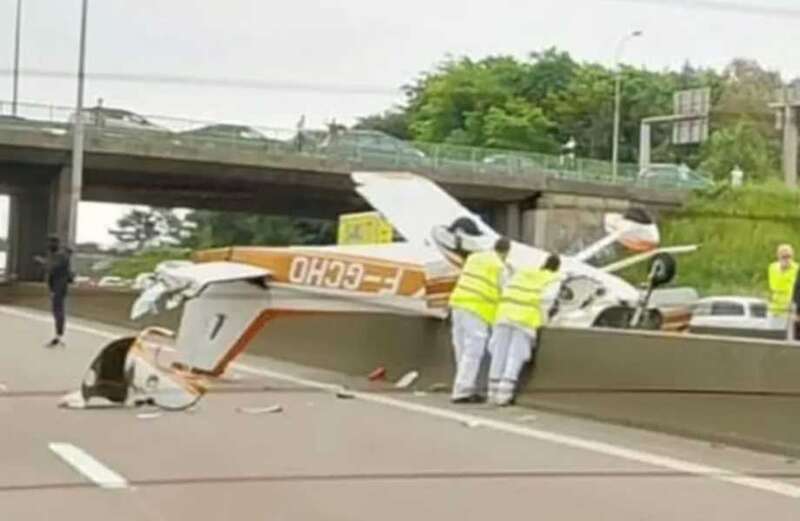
[637,163,714,190]
[181,124,265,141]
[320,129,427,167]
[73,106,170,134]
[481,153,543,173]
[179,124,288,151]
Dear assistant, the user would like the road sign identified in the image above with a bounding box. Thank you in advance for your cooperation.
[673,118,709,145]
[337,211,393,245]
[674,87,711,117]
[672,87,711,145]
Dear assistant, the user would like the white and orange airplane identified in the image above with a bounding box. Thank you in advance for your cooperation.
[68,171,696,410]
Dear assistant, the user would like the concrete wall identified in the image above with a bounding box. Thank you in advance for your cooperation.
[6,284,800,456]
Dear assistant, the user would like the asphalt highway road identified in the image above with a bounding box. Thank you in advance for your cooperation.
[1,305,799,520]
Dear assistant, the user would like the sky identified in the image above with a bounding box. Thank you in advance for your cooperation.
[0,0,798,245]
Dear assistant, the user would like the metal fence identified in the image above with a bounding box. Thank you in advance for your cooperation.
[0,100,697,190]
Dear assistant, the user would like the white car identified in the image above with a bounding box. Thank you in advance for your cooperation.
[689,296,788,338]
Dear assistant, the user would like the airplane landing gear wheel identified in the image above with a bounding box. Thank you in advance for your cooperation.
[649,253,676,288]
[592,306,663,331]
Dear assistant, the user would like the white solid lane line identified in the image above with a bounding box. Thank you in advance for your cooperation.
[4,305,800,499]
[48,442,128,490]
[0,305,118,340]
[231,364,800,499]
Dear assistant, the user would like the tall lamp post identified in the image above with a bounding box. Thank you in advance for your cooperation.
[68,0,89,245]
[611,30,643,181]
[12,0,22,116]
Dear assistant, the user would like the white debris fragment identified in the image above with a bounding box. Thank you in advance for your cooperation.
[220,372,244,382]
[395,371,419,389]
[517,414,538,422]
[236,404,283,414]
[0,383,8,392]
[427,383,448,393]
[335,387,356,399]
[136,412,163,420]
[461,419,482,428]
[58,391,87,409]
[412,391,428,397]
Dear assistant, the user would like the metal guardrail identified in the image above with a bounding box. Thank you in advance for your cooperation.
[0,100,699,191]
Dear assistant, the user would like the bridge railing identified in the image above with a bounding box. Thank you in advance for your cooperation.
[0,100,693,191]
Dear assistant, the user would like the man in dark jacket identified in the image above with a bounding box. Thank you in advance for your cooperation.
[35,236,73,347]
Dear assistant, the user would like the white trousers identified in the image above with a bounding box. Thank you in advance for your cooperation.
[450,309,490,400]
[487,323,536,406]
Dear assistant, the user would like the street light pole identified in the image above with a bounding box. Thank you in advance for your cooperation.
[68,0,89,246]
[12,0,22,116]
[611,30,643,181]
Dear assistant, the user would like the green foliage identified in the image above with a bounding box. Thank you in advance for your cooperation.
[108,248,190,279]
[183,211,335,250]
[360,48,784,173]
[699,121,781,181]
[108,208,190,250]
[354,110,411,140]
[483,98,558,152]
[649,184,800,296]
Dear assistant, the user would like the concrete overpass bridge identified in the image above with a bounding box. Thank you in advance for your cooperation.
[0,101,689,280]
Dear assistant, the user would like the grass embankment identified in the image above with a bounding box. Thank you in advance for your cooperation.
[654,182,800,297]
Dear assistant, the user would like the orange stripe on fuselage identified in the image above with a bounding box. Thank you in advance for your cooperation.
[210,310,317,376]
[194,247,429,298]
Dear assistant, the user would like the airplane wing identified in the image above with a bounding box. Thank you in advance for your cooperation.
[352,171,498,245]
[600,245,699,274]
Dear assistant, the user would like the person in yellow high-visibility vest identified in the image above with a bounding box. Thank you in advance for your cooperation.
[487,254,561,406]
[768,244,799,320]
[448,237,511,404]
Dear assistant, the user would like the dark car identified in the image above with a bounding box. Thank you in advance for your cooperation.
[181,124,267,141]
[320,129,426,167]
[179,124,288,151]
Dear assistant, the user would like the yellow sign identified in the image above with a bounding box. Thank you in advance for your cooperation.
[337,212,393,245]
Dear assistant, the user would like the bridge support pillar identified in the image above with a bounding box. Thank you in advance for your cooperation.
[7,189,49,282]
[529,194,631,255]
[492,203,522,242]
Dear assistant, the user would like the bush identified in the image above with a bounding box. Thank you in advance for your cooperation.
[650,183,800,297]
[108,248,190,279]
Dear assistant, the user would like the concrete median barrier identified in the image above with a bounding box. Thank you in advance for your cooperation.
[0,283,180,331]
[3,283,800,456]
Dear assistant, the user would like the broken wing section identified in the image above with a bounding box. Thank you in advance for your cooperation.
[352,171,498,246]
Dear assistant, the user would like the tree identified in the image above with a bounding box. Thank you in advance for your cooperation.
[354,110,411,140]
[182,211,335,250]
[108,207,190,251]
[482,98,558,153]
[546,64,615,159]
[406,56,517,145]
[715,59,782,128]
[354,48,780,175]
[699,120,780,181]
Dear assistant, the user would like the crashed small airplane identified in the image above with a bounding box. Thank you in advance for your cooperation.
[68,171,696,410]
